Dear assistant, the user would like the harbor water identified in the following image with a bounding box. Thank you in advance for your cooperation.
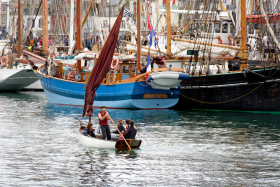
[0,92,280,186]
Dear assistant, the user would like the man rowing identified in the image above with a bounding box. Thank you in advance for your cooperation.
[98,106,114,140]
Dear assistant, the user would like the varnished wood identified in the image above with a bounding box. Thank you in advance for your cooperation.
[18,0,21,58]
[240,0,247,69]
[82,0,95,28]
[166,0,171,56]
[43,0,48,53]
[137,0,141,70]
[115,140,142,150]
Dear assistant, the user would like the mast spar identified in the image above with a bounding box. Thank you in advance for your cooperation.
[18,0,21,58]
[166,0,171,56]
[43,0,48,55]
[239,0,248,70]
[137,0,141,71]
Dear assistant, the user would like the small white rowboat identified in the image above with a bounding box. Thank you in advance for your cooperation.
[79,126,142,150]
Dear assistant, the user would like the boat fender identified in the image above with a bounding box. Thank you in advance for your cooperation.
[1,56,8,66]
[170,84,181,90]
[111,59,119,70]
[68,71,75,79]
[178,74,190,80]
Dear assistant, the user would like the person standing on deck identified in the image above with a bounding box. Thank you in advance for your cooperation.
[98,106,113,140]
[30,38,34,52]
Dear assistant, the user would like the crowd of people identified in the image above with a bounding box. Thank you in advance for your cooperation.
[83,106,137,140]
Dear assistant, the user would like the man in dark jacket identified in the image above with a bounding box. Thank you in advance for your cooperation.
[123,121,137,139]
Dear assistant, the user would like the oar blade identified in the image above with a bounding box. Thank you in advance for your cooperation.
[115,139,142,150]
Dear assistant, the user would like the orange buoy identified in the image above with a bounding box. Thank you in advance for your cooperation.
[111,59,119,70]
[1,56,8,66]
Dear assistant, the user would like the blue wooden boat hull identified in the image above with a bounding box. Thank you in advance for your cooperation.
[38,73,180,109]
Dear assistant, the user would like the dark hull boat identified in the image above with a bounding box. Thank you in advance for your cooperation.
[176,68,280,111]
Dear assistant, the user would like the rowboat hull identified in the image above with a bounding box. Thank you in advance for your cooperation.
[78,132,117,149]
[78,131,142,150]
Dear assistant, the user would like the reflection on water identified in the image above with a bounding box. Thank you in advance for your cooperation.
[0,91,279,186]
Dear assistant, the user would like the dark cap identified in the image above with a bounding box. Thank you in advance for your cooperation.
[100,106,106,109]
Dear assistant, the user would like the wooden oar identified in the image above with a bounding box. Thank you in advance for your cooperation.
[107,115,131,150]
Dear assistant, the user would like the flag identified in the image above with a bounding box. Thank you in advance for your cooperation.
[145,0,149,6]
[123,9,132,17]
[149,26,155,47]
[146,0,151,31]
[146,51,151,82]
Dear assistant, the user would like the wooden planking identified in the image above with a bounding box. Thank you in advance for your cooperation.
[115,140,142,150]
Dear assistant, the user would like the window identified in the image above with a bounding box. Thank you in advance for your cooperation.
[214,23,220,33]
[230,23,234,34]
[2,16,5,25]
[222,23,228,33]
[122,65,129,74]
[131,64,136,73]
[32,19,35,28]
[39,19,42,28]
[2,5,5,11]
[121,20,125,28]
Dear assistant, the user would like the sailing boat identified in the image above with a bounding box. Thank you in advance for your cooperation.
[126,0,280,111]
[22,0,190,109]
[174,0,280,111]
[0,0,39,91]
[78,6,141,150]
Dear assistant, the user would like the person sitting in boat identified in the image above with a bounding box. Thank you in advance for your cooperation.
[95,124,102,138]
[83,123,96,137]
[119,119,130,140]
[111,119,124,140]
[123,120,137,140]
[98,106,113,140]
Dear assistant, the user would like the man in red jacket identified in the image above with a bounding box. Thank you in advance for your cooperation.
[98,106,113,140]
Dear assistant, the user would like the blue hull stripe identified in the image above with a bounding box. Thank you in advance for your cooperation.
[41,81,178,101]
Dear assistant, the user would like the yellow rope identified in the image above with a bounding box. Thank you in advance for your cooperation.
[179,69,279,104]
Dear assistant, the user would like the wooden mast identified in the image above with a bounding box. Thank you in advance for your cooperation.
[137,0,141,70]
[43,0,48,54]
[77,0,82,72]
[17,0,21,58]
[166,0,171,56]
[82,0,95,28]
[239,0,248,70]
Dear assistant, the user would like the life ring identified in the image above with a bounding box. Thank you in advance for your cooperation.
[111,59,119,70]
[1,56,8,66]
[68,71,75,79]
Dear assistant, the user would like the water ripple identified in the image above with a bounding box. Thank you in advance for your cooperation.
[0,92,279,186]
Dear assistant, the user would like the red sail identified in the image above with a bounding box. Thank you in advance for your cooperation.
[82,7,124,118]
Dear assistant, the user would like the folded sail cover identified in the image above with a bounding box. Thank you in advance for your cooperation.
[82,7,124,118]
